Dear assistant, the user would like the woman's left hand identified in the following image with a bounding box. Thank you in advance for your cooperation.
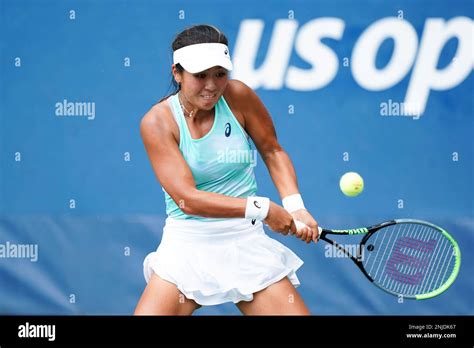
[291,209,319,244]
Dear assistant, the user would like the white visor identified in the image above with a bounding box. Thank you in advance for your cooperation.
[173,43,233,73]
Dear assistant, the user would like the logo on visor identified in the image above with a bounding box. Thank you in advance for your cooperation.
[224,49,228,55]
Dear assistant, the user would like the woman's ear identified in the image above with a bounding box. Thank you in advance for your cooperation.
[171,64,180,83]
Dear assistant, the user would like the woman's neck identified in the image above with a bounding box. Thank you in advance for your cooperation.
[178,92,215,121]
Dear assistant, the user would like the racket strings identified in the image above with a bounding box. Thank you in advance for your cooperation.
[362,223,456,297]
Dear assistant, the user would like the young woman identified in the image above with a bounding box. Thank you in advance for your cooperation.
[135,24,319,315]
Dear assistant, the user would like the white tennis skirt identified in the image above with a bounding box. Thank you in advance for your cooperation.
[143,217,304,306]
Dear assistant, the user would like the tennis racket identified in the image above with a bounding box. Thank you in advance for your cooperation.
[296,219,461,300]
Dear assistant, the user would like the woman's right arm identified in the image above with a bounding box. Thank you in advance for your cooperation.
[140,105,243,218]
[140,105,295,235]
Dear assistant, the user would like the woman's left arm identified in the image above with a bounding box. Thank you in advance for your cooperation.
[228,80,319,243]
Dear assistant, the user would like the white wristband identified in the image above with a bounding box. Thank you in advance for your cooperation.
[245,196,270,221]
[282,194,305,213]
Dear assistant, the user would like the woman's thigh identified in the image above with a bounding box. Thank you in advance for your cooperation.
[236,277,311,315]
[134,273,201,315]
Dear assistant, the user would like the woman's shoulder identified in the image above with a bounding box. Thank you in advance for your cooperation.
[140,97,179,141]
[224,80,261,127]
[223,80,253,128]
[224,79,253,101]
[141,99,172,127]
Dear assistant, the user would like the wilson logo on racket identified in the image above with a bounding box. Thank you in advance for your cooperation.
[309,218,461,300]
[225,123,231,137]
[385,237,437,285]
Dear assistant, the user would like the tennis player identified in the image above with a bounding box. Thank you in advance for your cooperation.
[135,25,319,315]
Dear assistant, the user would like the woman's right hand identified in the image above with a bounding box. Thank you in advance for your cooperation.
[264,202,314,242]
[264,201,297,236]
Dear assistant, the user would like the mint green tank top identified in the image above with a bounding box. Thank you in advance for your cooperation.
[164,93,258,221]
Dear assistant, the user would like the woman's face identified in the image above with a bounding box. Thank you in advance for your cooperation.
[175,66,229,111]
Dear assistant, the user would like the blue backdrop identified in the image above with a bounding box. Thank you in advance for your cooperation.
[1,0,473,315]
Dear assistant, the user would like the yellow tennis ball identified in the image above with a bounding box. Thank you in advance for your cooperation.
[339,172,364,197]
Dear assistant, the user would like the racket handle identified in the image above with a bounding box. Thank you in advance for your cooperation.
[294,220,307,230]
[294,220,323,241]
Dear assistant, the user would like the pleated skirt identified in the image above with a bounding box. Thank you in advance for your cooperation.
[143,217,304,306]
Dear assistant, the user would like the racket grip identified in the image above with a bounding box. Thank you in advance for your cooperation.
[294,220,323,242]
[294,220,307,230]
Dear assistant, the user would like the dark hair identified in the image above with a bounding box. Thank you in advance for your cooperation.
[156,24,229,104]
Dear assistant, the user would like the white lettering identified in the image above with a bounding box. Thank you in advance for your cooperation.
[232,17,472,117]
[287,18,344,90]
[405,17,473,114]
[55,99,95,120]
[0,242,38,262]
[352,18,418,90]
[18,322,55,341]
[233,19,298,89]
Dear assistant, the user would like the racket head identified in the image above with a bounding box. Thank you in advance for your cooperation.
[360,219,461,299]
